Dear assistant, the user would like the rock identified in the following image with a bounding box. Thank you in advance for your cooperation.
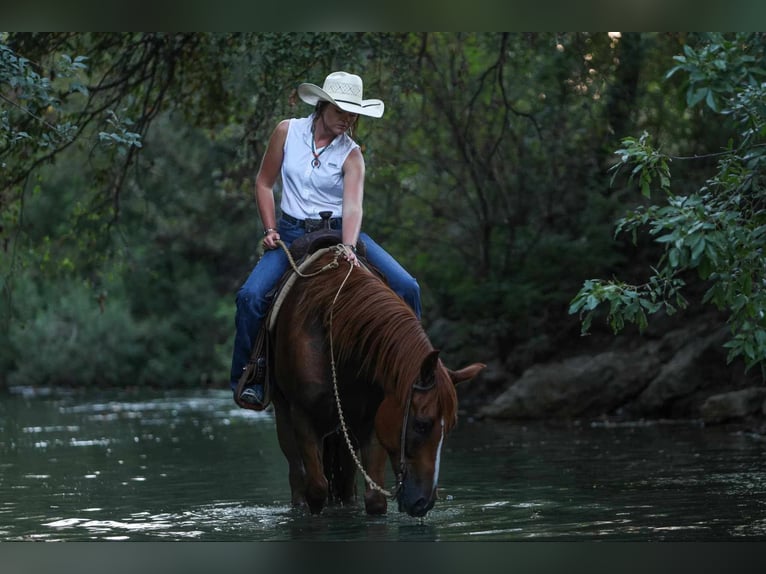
[477,319,744,421]
[700,387,766,424]
[628,326,730,416]
[478,344,663,419]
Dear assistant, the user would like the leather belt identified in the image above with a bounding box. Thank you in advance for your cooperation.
[282,212,342,232]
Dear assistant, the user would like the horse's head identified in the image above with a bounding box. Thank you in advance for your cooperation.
[375,350,485,517]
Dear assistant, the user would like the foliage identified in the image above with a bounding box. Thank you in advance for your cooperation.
[611,131,671,198]
[0,33,379,388]
[5,275,147,387]
[0,32,732,388]
[571,32,766,374]
[0,41,86,160]
[367,33,653,361]
[4,270,227,388]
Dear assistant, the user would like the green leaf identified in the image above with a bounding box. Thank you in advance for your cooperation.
[690,235,706,262]
[581,312,593,335]
[705,89,718,111]
[668,248,680,268]
[641,179,651,198]
[665,64,684,79]
[688,87,708,107]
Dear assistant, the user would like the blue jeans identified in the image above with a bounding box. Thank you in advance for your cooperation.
[229,216,422,390]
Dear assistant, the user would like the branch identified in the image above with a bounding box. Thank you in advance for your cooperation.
[667,143,766,161]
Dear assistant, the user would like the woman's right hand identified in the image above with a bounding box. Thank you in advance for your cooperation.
[263,229,280,250]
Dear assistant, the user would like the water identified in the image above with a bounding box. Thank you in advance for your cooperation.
[1,387,765,541]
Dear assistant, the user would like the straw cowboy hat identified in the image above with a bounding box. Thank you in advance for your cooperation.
[298,71,385,118]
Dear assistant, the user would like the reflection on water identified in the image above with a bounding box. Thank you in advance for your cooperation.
[1,387,765,541]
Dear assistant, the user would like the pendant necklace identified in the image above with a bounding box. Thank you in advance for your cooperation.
[310,123,328,168]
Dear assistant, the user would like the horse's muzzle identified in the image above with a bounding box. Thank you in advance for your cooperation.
[397,481,436,517]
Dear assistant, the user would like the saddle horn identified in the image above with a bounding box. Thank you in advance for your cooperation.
[319,211,333,230]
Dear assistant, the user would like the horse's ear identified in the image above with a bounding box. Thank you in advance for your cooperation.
[448,363,486,387]
[420,349,441,386]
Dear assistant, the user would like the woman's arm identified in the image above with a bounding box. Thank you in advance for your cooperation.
[341,147,365,252]
[255,119,288,249]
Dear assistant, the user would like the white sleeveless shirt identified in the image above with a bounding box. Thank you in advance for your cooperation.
[280,114,359,220]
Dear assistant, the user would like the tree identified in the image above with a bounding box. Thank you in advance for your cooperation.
[0,32,408,386]
[570,32,766,375]
[3,32,726,389]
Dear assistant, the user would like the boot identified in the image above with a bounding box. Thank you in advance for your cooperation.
[237,356,267,409]
[239,384,265,406]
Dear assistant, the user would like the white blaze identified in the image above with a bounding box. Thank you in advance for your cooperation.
[433,418,446,487]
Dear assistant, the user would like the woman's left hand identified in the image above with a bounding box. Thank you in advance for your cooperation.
[342,244,360,267]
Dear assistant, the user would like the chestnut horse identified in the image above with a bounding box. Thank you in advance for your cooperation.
[270,246,485,517]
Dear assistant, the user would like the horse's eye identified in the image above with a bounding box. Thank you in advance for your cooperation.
[413,418,432,435]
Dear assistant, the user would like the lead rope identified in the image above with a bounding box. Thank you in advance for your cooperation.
[275,240,399,499]
[328,258,397,499]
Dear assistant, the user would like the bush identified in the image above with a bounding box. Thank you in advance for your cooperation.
[4,274,230,388]
[6,278,146,387]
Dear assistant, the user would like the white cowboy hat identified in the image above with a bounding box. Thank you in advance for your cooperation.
[298,71,385,118]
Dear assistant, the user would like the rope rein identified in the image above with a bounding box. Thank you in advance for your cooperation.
[276,240,397,498]
[329,261,395,498]
[276,239,341,277]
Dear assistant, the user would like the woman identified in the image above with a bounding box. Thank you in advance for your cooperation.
[231,71,421,408]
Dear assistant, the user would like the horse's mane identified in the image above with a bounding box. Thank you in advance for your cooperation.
[293,256,458,426]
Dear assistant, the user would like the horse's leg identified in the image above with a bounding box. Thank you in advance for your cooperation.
[290,405,329,514]
[321,433,356,506]
[333,434,358,505]
[272,397,308,508]
[338,445,359,505]
[361,435,389,515]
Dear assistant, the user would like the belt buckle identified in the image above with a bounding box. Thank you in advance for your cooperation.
[304,219,323,233]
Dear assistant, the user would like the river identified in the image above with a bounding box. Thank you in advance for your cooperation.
[1,387,765,541]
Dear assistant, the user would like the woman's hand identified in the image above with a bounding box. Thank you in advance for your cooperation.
[342,244,360,267]
[263,229,280,250]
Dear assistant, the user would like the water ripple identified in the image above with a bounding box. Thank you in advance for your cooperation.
[3,391,766,540]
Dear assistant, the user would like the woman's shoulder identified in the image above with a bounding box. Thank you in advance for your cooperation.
[274,119,290,132]
[280,116,313,138]
[288,115,312,129]
[266,120,290,150]
[274,117,305,141]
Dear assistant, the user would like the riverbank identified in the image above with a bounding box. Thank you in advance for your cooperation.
[463,309,766,429]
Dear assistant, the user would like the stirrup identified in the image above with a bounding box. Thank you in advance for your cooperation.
[235,356,269,411]
[239,384,265,406]
[247,356,266,386]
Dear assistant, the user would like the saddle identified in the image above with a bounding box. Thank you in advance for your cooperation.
[289,228,366,261]
[234,216,366,411]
